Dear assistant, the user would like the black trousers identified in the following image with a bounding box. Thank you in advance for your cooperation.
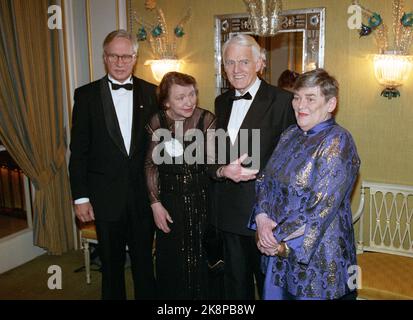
[222,231,264,300]
[95,208,155,300]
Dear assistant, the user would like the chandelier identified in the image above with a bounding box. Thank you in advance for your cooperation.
[243,0,283,37]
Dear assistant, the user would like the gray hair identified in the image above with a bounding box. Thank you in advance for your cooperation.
[103,29,139,54]
[222,34,261,62]
[293,68,339,102]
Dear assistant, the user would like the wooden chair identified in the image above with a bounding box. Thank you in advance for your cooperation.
[78,222,98,284]
[78,222,144,284]
[353,181,413,299]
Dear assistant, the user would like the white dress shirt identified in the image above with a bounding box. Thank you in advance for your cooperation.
[227,77,261,144]
[74,74,133,205]
[108,75,133,155]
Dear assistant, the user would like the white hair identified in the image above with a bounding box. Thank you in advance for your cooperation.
[222,34,261,62]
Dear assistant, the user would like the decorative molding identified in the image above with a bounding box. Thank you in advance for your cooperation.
[214,8,325,96]
[116,0,119,30]
[117,0,128,30]
[85,0,94,81]
[61,0,73,125]
[126,0,131,32]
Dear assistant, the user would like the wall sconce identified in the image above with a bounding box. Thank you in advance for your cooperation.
[373,53,413,99]
[353,0,413,99]
[134,1,190,82]
[243,0,283,36]
[145,59,182,82]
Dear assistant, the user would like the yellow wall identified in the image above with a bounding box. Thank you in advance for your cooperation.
[132,0,413,198]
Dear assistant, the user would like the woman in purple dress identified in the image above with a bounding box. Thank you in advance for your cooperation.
[249,69,360,300]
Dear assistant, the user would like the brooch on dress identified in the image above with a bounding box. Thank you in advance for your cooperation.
[164,138,184,157]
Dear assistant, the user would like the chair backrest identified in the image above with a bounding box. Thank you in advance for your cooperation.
[353,181,413,258]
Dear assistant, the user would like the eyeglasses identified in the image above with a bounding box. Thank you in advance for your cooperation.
[105,53,136,64]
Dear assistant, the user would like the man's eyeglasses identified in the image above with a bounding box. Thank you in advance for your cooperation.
[105,53,136,64]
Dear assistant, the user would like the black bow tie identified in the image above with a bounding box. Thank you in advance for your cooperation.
[230,92,252,101]
[108,79,133,91]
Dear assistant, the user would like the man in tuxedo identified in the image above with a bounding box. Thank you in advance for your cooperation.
[213,34,296,300]
[69,30,158,300]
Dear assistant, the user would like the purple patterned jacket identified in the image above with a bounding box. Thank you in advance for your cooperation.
[249,118,360,299]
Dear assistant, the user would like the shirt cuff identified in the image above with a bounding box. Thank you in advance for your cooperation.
[74,197,90,204]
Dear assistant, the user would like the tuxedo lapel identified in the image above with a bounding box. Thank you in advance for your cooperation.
[129,76,145,158]
[240,81,272,130]
[220,90,235,131]
[100,76,128,157]
[219,90,238,161]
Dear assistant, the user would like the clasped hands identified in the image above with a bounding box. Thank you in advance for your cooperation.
[255,214,287,257]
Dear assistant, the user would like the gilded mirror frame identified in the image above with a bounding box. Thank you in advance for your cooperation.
[214,8,325,95]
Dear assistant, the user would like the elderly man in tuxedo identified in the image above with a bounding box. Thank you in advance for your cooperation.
[69,30,158,300]
[213,34,295,300]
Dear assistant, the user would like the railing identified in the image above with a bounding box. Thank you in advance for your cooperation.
[353,181,413,258]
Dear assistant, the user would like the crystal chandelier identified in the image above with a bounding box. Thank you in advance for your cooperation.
[243,0,283,37]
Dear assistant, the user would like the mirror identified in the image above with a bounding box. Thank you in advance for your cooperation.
[214,8,325,95]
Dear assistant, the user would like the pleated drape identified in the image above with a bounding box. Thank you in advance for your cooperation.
[0,0,74,254]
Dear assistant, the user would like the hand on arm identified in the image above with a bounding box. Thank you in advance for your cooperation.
[151,202,173,233]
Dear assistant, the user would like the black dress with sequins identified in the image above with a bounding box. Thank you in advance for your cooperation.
[145,108,218,300]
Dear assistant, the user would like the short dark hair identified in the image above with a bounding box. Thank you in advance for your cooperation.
[293,68,339,102]
[277,69,299,90]
[158,72,198,108]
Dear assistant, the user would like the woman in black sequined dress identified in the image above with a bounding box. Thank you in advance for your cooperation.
[145,72,217,299]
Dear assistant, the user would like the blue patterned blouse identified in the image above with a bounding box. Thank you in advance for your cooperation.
[249,118,361,299]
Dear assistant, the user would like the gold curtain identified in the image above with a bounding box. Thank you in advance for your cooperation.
[0,0,74,254]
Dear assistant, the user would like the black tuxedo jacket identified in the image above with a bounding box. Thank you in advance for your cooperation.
[213,80,295,236]
[69,75,158,222]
